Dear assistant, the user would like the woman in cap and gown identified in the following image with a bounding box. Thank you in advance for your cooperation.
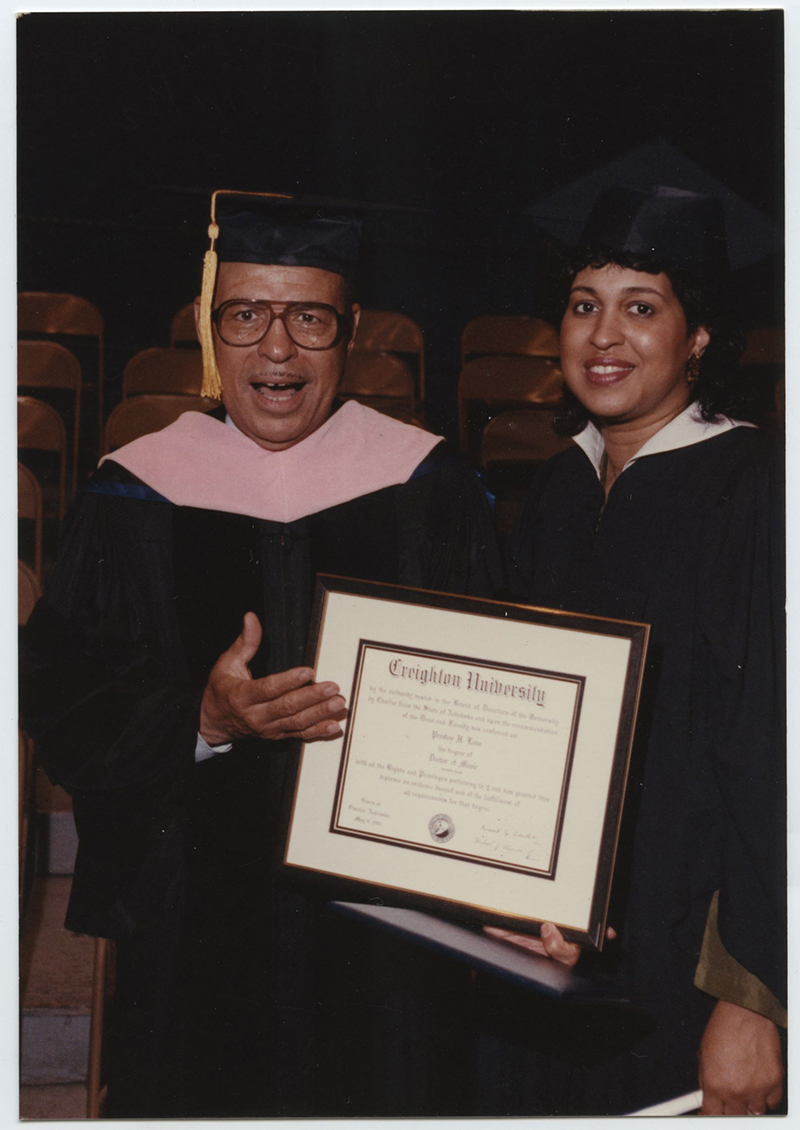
[475,186,785,1116]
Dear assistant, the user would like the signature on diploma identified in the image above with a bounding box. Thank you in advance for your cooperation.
[472,824,547,866]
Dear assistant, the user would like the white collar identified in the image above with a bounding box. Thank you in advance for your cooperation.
[572,402,756,481]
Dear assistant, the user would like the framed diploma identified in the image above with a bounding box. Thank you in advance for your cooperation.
[281,576,649,950]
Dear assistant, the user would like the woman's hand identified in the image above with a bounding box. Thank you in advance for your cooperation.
[698,999,783,1116]
[482,922,617,968]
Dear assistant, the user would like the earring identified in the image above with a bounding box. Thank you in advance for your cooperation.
[686,353,702,386]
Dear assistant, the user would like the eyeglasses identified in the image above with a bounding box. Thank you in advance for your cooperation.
[211,300,351,350]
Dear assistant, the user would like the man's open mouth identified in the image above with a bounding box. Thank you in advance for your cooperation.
[252,380,307,403]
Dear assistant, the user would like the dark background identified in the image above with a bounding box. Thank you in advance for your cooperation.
[17,9,783,438]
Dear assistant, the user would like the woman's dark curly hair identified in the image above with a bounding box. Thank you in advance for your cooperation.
[545,245,749,436]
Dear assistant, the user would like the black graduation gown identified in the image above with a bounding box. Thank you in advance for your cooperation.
[20,448,504,1118]
[490,426,785,1115]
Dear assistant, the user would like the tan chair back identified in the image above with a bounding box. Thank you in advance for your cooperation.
[18,292,105,450]
[18,339,82,388]
[105,395,217,453]
[169,303,199,347]
[18,396,68,523]
[87,936,115,1117]
[354,310,425,400]
[19,292,103,338]
[458,355,563,454]
[480,409,573,468]
[18,559,41,901]
[341,351,416,406]
[18,463,43,582]
[18,340,82,495]
[123,348,204,398]
[369,405,427,429]
[461,315,559,366]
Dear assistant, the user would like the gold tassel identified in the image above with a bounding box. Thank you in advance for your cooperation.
[199,224,222,399]
[198,195,292,400]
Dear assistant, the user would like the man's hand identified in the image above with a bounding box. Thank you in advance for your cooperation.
[698,999,783,1115]
[199,612,347,745]
[482,922,616,967]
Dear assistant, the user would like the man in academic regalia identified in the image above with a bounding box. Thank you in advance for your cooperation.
[20,191,503,1117]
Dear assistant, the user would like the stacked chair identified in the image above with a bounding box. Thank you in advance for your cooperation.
[108,344,213,451]
[169,303,199,348]
[458,315,563,456]
[18,293,100,580]
[86,938,114,1117]
[122,347,204,398]
[480,408,574,468]
[18,396,68,578]
[18,463,43,585]
[18,293,105,461]
[352,309,426,406]
[460,314,561,367]
[18,562,41,914]
[480,409,574,540]
[339,350,420,424]
[105,393,216,453]
[459,315,569,539]
[18,340,82,497]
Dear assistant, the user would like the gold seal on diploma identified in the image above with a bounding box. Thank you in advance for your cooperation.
[429,814,455,844]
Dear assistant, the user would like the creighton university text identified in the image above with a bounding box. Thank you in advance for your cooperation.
[387,657,547,707]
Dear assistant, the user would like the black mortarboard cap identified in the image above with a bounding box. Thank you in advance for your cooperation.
[199,190,363,397]
[579,185,729,279]
[216,198,362,278]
